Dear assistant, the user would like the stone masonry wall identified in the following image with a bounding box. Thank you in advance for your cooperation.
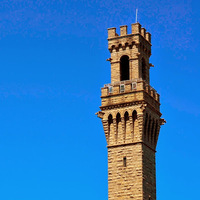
[108,144,143,200]
[108,144,157,200]
[142,144,156,200]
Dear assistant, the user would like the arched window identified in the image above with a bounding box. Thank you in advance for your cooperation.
[108,114,113,133]
[124,112,129,121]
[142,58,146,81]
[124,111,129,136]
[154,121,158,145]
[132,110,137,132]
[147,115,151,141]
[108,114,113,144]
[151,120,155,144]
[144,113,148,140]
[132,111,137,122]
[132,110,137,140]
[120,55,130,81]
[116,113,121,125]
[108,114,113,125]
[116,113,121,141]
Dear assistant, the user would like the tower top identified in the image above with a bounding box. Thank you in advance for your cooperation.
[107,23,152,84]
[107,23,151,43]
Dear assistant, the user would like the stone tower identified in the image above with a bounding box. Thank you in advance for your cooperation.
[96,23,165,200]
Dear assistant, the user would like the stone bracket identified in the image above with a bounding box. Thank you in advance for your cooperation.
[95,111,105,119]
[160,118,166,125]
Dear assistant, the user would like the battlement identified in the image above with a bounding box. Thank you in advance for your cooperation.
[101,79,160,109]
[108,23,151,43]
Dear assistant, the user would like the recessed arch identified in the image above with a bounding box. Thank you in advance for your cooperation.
[108,114,113,124]
[124,111,129,121]
[108,114,113,134]
[147,115,151,142]
[116,113,121,123]
[132,110,137,120]
[151,119,155,144]
[132,110,137,140]
[124,111,129,136]
[116,112,122,143]
[154,120,158,145]
[132,110,137,130]
[111,45,115,49]
[108,114,114,145]
[120,55,130,81]
[144,113,148,140]
[118,44,122,49]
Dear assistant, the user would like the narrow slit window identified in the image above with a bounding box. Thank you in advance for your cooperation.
[120,84,125,93]
[108,86,113,94]
[132,82,137,90]
[123,157,127,167]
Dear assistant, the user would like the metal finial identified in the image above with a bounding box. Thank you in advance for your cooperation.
[136,8,138,23]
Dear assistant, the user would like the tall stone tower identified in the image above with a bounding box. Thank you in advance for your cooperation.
[96,23,165,200]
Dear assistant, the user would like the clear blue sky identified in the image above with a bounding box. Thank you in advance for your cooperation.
[0,0,199,199]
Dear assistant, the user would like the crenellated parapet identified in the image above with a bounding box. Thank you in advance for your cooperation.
[108,23,151,57]
[100,79,160,113]
[108,23,151,43]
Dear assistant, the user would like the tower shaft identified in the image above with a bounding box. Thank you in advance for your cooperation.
[97,23,165,200]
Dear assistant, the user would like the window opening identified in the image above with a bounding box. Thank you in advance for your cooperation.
[116,113,121,141]
[132,82,137,90]
[120,55,130,81]
[108,114,113,124]
[120,84,125,93]
[116,113,121,123]
[108,86,113,94]
[123,157,127,167]
[124,112,129,135]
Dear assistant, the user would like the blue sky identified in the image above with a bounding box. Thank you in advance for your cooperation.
[0,0,199,199]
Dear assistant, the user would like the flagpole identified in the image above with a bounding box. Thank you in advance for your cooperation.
[136,8,138,23]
